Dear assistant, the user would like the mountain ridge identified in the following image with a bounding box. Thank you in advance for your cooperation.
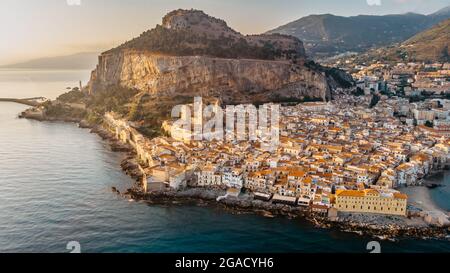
[354,18,450,63]
[88,9,338,106]
[267,5,450,59]
[80,9,355,137]
[105,9,306,61]
[1,52,100,70]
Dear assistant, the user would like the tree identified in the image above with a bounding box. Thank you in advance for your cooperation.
[369,95,380,108]
[353,87,365,97]
[425,121,433,128]
[441,45,450,62]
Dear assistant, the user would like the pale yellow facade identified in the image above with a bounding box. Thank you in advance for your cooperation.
[335,189,407,216]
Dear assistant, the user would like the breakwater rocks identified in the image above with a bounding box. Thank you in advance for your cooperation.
[18,109,45,121]
[90,126,132,152]
[90,125,112,139]
[120,157,143,181]
[130,188,309,219]
[19,106,89,125]
[127,188,450,240]
[319,218,449,240]
[19,108,449,241]
[90,125,142,181]
[310,213,449,240]
[78,119,93,129]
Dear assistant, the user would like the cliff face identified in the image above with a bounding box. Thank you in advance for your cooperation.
[88,9,331,103]
[89,50,330,103]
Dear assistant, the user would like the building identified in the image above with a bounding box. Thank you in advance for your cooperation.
[335,189,407,216]
[195,165,222,187]
[222,168,244,188]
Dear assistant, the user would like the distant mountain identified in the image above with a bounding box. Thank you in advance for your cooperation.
[107,9,306,60]
[82,9,342,138]
[401,18,450,62]
[429,5,450,18]
[2,52,100,70]
[267,5,450,59]
[356,19,450,63]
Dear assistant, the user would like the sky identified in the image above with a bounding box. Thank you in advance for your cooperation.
[1,0,449,65]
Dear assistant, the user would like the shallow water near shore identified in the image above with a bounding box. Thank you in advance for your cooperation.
[428,172,450,211]
[0,69,449,253]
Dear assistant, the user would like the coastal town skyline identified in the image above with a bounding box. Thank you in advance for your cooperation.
[0,1,449,256]
[1,0,449,65]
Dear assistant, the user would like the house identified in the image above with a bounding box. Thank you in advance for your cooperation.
[311,204,329,215]
[396,163,418,186]
[148,165,187,190]
[195,165,222,187]
[297,196,311,207]
[272,194,297,205]
[222,168,244,189]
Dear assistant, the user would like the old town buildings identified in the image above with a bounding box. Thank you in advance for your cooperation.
[103,94,450,217]
[335,189,408,216]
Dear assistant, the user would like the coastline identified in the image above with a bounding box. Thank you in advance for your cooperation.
[401,185,446,213]
[123,187,449,241]
[18,108,450,241]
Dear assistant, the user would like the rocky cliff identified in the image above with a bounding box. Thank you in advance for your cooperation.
[89,50,330,103]
[87,9,331,104]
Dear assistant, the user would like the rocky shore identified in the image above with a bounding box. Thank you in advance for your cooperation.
[19,107,84,123]
[123,187,450,241]
[325,212,449,240]
[130,188,309,219]
[19,106,450,241]
[90,125,144,183]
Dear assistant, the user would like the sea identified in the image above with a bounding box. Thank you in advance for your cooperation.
[0,69,449,253]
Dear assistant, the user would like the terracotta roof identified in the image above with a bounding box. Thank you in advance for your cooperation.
[289,170,306,177]
[336,190,365,197]
[393,192,408,200]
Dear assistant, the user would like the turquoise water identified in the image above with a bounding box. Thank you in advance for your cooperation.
[429,172,450,211]
[0,70,449,253]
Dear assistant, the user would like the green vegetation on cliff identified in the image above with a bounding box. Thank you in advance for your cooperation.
[57,89,86,103]
[42,101,87,121]
[86,86,140,116]
[354,19,450,63]
[108,25,300,60]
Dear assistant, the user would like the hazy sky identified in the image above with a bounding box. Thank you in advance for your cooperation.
[1,0,449,65]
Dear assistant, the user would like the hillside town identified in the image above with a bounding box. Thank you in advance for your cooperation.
[103,95,450,220]
[329,60,450,97]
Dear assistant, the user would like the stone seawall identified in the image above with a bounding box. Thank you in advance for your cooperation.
[125,187,449,240]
